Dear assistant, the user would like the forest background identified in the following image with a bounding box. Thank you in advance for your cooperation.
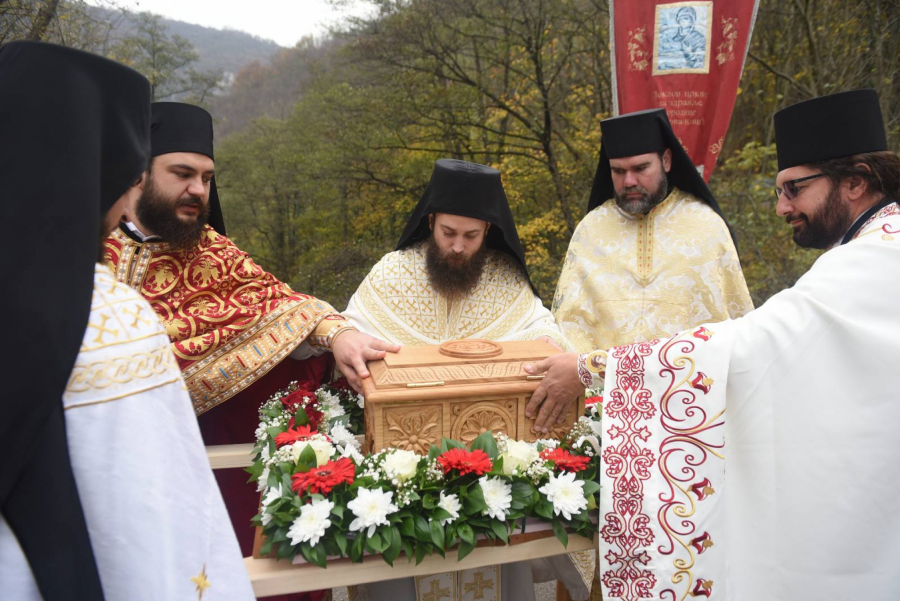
[4,0,899,308]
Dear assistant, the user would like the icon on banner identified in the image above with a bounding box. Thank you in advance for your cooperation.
[653,1,713,75]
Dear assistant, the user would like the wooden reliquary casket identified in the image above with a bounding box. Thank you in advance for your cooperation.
[360,339,584,454]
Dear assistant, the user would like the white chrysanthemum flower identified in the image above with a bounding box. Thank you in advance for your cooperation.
[355,393,365,409]
[260,483,283,525]
[287,498,334,547]
[479,476,512,521]
[536,438,560,449]
[339,443,365,464]
[501,439,539,475]
[256,466,271,493]
[538,471,587,520]
[437,491,462,526]
[290,437,335,467]
[329,422,359,450]
[383,449,420,482]
[348,488,399,537]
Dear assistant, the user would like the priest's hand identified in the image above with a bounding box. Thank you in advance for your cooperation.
[332,330,401,392]
[523,353,581,433]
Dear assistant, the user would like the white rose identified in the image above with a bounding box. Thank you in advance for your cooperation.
[383,449,420,482]
[291,438,335,467]
[501,439,539,475]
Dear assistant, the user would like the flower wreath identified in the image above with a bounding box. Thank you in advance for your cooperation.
[248,381,603,567]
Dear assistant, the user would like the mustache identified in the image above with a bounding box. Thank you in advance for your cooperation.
[176,197,203,207]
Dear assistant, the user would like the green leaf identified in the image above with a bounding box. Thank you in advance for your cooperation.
[581,480,601,496]
[400,517,415,538]
[260,537,273,557]
[430,519,445,550]
[490,520,509,544]
[297,444,317,467]
[535,501,553,519]
[367,531,386,554]
[431,508,453,523]
[401,539,415,562]
[551,520,569,548]
[440,438,465,453]
[458,523,475,546]
[422,493,437,510]
[266,426,282,440]
[383,526,402,566]
[331,504,344,519]
[415,542,427,565]
[350,532,366,563]
[457,539,476,561]
[469,430,499,460]
[427,444,441,461]
[415,515,432,542]
[295,406,310,427]
[335,532,348,556]
[463,485,487,515]
[310,541,327,568]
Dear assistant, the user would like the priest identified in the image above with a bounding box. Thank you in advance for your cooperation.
[552,107,753,354]
[343,159,568,349]
[102,102,398,566]
[343,159,588,601]
[526,89,900,599]
[0,42,252,600]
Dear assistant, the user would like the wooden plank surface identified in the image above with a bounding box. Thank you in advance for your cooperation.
[245,532,596,597]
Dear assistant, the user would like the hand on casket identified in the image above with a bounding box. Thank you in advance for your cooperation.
[331,329,401,391]
[523,352,581,433]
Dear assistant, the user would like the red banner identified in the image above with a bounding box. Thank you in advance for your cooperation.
[610,0,760,180]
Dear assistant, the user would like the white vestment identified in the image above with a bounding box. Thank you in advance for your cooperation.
[584,203,900,600]
[343,245,586,601]
[0,265,254,601]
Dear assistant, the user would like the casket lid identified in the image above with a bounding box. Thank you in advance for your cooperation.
[361,339,559,403]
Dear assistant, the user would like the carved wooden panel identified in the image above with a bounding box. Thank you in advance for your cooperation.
[450,399,517,443]
[382,405,442,454]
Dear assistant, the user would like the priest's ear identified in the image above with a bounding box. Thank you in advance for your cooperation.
[844,163,873,201]
[661,148,673,173]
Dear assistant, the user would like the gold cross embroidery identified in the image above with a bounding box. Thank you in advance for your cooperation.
[122,304,151,328]
[90,314,119,344]
[422,579,451,601]
[464,571,494,599]
[190,564,210,600]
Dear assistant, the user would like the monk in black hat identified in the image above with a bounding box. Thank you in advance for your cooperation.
[526,89,900,599]
[553,107,752,356]
[343,159,585,601]
[102,102,398,573]
[0,42,251,600]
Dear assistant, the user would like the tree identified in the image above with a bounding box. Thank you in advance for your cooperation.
[107,12,222,102]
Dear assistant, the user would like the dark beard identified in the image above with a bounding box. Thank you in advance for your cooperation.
[135,177,209,250]
[789,184,851,249]
[424,237,489,301]
[614,171,669,215]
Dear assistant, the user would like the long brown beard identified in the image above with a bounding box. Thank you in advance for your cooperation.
[424,236,489,301]
[135,176,210,250]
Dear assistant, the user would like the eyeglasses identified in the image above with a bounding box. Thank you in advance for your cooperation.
[774,173,825,201]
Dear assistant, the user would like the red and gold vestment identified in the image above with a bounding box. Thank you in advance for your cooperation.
[103,226,349,415]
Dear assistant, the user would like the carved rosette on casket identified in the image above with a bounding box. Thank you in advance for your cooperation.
[361,340,584,453]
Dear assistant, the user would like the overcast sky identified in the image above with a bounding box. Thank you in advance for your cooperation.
[92,0,376,47]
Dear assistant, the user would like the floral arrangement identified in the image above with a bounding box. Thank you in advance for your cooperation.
[248,381,602,568]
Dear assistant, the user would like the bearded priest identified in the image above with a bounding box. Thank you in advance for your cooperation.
[552,108,753,354]
[526,89,900,600]
[102,102,398,576]
[343,159,588,601]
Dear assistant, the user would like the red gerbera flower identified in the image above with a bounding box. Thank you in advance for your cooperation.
[437,448,493,476]
[274,425,317,447]
[585,395,603,406]
[291,457,355,495]
[540,447,590,473]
